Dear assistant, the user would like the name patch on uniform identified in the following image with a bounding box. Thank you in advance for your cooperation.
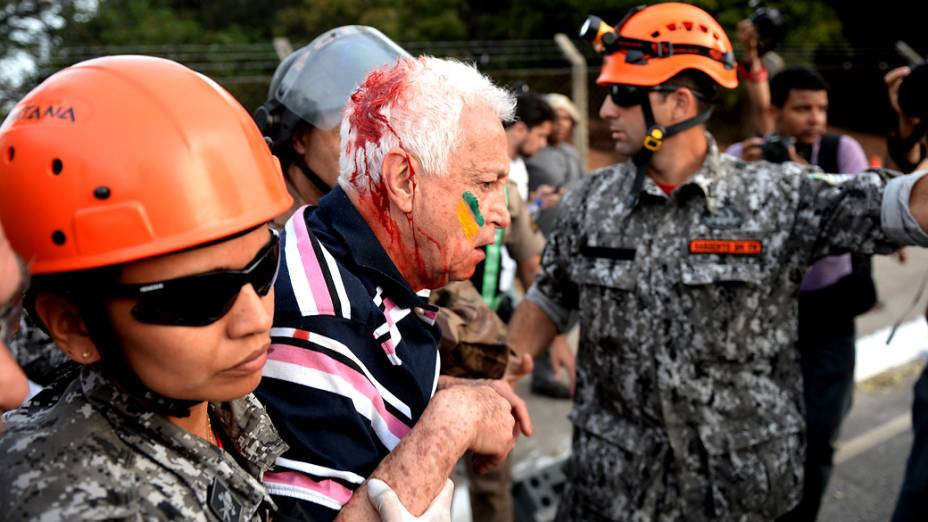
[702,206,743,230]
[579,244,636,260]
[689,239,762,256]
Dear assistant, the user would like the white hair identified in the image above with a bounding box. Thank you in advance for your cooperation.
[337,56,515,192]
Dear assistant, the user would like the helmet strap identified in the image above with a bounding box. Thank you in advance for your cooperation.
[294,156,333,197]
[626,93,714,208]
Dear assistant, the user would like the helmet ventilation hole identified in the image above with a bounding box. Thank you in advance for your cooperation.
[699,25,709,33]
[52,158,63,175]
[6,146,13,162]
[666,23,676,31]
[651,31,661,38]
[683,22,693,31]
[52,230,66,246]
[94,186,111,200]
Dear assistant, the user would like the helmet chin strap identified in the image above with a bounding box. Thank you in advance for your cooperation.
[294,156,333,197]
[626,91,713,209]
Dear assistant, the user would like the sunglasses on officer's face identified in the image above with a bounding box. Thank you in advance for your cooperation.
[608,83,699,108]
[103,228,280,327]
[609,84,651,108]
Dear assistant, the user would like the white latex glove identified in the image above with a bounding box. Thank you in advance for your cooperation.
[367,478,454,522]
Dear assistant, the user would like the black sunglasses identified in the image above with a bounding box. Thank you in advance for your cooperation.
[608,83,703,108]
[609,84,651,108]
[103,228,280,327]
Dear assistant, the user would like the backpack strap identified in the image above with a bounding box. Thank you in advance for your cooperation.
[816,132,841,173]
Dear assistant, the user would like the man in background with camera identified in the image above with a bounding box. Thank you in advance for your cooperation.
[886,62,928,522]
[726,27,871,518]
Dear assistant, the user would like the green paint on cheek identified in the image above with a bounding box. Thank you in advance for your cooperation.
[462,192,485,226]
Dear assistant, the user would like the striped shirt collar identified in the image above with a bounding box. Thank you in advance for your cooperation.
[312,187,428,311]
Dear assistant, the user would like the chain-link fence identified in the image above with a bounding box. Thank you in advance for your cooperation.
[40,39,920,168]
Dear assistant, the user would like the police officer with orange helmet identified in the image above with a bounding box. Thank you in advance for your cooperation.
[507,3,928,520]
[0,56,293,520]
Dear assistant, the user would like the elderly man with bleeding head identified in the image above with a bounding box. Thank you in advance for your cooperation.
[256,56,532,521]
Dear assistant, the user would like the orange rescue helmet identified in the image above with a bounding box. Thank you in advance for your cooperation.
[0,55,292,275]
[583,3,738,89]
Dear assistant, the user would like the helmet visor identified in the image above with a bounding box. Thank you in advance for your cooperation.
[276,26,412,131]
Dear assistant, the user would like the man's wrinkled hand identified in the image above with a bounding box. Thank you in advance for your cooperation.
[444,375,532,437]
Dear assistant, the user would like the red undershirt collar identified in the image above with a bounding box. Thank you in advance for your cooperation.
[654,181,678,195]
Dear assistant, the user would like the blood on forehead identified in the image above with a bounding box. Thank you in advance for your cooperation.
[348,64,408,152]
[347,62,410,224]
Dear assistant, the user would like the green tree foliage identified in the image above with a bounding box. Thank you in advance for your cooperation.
[1,0,80,113]
[4,0,848,120]
[273,0,468,44]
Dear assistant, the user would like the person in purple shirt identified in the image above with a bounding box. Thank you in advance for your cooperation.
[726,64,872,521]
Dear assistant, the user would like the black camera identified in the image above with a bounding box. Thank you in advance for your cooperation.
[898,61,928,121]
[750,2,786,55]
[762,133,795,164]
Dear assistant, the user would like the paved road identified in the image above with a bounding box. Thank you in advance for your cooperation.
[453,248,928,521]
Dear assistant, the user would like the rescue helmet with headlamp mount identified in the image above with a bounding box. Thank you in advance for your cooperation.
[580,3,738,90]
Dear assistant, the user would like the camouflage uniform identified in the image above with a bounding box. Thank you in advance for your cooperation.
[0,365,288,521]
[526,136,928,521]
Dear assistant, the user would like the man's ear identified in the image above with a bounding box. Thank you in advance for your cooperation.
[381,148,418,214]
[291,126,309,156]
[33,293,100,364]
[508,121,528,146]
[671,88,699,121]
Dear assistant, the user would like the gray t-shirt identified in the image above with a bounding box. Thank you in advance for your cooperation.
[525,142,583,236]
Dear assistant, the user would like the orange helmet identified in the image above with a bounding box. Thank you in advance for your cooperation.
[0,56,292,275]
[581,3,737,89]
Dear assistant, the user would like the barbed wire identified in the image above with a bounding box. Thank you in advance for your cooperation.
[40,39,913,87]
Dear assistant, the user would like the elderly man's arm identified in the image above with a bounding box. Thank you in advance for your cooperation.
[336,383,517,520]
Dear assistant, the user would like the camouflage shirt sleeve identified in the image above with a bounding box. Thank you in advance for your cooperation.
[792,168,928,263]
[525,174,600,333]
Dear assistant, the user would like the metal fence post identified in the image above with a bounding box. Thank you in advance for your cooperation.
[273,37,293,60]
[554,33,588,171]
